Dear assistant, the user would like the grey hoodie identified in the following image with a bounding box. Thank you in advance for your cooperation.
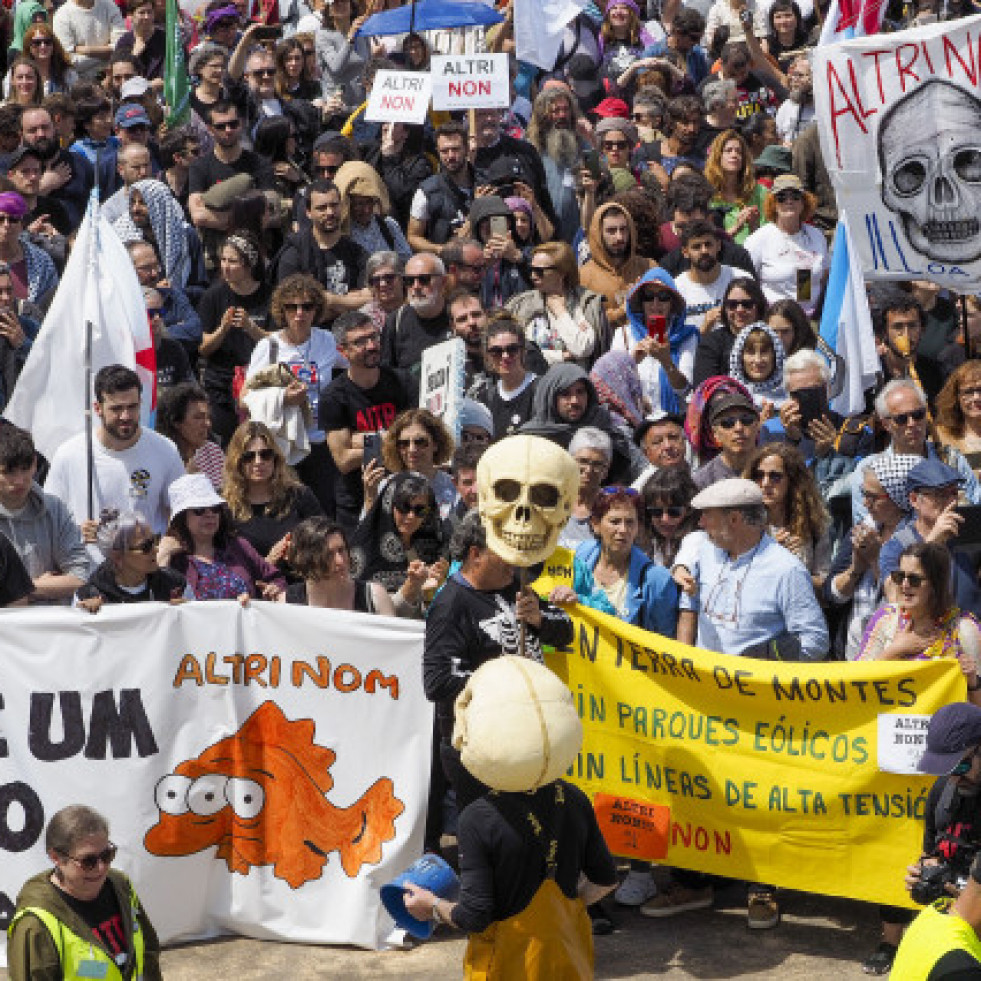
[0,482,89,601]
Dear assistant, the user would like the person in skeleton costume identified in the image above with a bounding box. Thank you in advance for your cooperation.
[405,657,617,979]
[878,80,981,267]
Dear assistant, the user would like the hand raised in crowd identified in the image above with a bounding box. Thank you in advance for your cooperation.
[361,458,387,512]
[401,559,430,605]
[39,162,71,194]
[0,309,26,349]
[27,214,57,238]
[926,500,963,545]
[548,585,579,606]
[851,524,882,573]
[701,306,723,334]
[632,334,672,366]
[807,416,838,458]
[80,519,100,544]
[267,532,292,565]
[515,585,543,629]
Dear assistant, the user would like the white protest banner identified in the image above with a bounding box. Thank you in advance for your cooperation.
[364,70,433,124]
[813,15,981,288]
[419,337,467,440]
[0,603,431,965]
[430,53,511,110]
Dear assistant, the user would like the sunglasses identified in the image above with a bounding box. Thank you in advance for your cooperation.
[30,37,53,46]
[529,265,557,277]
[404,273,436,286]
[314,164,338,176]
[648,506,685,519]
[396,436,432,450]
[369,273,399,286]
[0,214,22,225]
[284,301,316,313]
[599,486,639,497]
[128,535,160,554]
[715,413,758,429]
[642,290,674,303]
[212,119,241,131]
[242,448,274,463]
[250,68,276,78]
[394,502,430,517]
[191,505,222,516]
[888,408,927,425]
[602,140,629,150]
[959,387,981,399]
[952,753,978,776]
[890,570,926,588]
[754,469,785,483]
[487,343,522,358]
[725,297,756,310]
[775,191,803,203]
[64,843,117,871]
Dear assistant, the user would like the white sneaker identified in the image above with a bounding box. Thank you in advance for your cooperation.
[615,870,658,906]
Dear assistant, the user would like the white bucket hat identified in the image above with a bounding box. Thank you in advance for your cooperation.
[168,473,225,518]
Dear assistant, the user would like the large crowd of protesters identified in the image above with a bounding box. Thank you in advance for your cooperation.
[0,0,980,972]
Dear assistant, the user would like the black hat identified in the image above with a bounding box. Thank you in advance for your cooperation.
[482,155,533,189]
[4,144,43,172]
[918,703,981,775]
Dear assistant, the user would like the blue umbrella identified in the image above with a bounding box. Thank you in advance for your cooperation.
[355,0,504,37]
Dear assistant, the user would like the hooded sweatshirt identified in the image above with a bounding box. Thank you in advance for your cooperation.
[468,195,531,307]
[579,201,655,333]
[0,482,89,600]
[617,266,698,416]
[12,1,46,51]
[7,869,162,981]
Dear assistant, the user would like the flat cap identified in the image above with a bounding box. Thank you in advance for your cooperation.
[691,477,763,510]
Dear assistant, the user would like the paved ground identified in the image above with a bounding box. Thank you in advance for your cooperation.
[2,884,887,979]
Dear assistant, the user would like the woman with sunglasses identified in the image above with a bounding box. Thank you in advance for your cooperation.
[161,473,287,601]
[936,362,981,477]
[222,420,322,572]
[8,804,162,981]
[744,442,830,590]
[692,275,768,387]
[74,512,191,612]
[364,408,457,519]
[350,471,448,617]
[744,173,828,318]
[637,465,699,565]
[282,515,395,614]
[19,24,75,94]
[362,250,404,332]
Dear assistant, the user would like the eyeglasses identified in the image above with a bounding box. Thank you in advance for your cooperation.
[642,290,674,303]
[242,448,274,463]
[861,488,888,501]
[250,68,276,78]
[529,265,557,277]
[369,273,399,286]
[345,331,381,349]
[191,505,222,516]
[0,214,22,225]
[212,119,241,131]
[648,506,685,519]
[128,535,159,554]
[714,413,758,429]
[775,191,803,203]
[487,343,522,358]
[396,436,432,450]
[890,569,926,588]
[725,297,756,310]
[404,273,436,286]
[887,408,927,425]
[64,843,117,871]
[284,301,316,313]
[753,469,785,484]
[394,502,430,517]
[602,140,629,150]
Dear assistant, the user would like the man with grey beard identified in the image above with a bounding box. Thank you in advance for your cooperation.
[775,57,815,145]
[380,252,453,392]
[525,87,591,241]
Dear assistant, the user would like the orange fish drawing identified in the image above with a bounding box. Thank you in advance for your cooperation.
[144,701,405,888]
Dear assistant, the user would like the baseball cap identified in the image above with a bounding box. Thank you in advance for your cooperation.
[592,97,630,119]
[4,144,43,172]
[115,104,151,129]
[771,173,804,195]
[708,391,759,424]
[908,458,964,491]
[120,77,150,100]
[918,702,981,774]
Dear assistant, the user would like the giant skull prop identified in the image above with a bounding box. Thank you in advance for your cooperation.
[878,80,981,265]
[477,435,578,567]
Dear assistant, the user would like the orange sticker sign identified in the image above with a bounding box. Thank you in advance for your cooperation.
[593,793,671,860]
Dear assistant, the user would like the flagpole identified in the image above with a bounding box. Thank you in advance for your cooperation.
[84,319,94,522]
[960,293,972,362]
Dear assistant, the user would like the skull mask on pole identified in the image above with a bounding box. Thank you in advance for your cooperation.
[878,79,981,266]
[476,435,578,567]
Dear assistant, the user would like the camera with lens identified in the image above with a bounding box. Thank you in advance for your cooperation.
[911,859,973,905]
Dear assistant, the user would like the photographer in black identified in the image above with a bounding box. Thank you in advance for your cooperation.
[876,703,981,977]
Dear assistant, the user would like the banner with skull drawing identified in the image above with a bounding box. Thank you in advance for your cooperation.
[813,15,981,288]
[0,602,431,964]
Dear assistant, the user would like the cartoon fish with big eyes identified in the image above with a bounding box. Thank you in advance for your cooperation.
[144,701,405,889]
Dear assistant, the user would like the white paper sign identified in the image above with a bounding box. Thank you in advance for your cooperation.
[430,53,511,110]
[877,713,932,774]
[364,70,433,124]
[419,337,467,440]
[0,603,431,965]
[813,14,981,289]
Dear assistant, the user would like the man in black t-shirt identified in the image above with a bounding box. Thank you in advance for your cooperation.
[322,311,409,530]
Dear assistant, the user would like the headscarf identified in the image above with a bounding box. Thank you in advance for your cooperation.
[204,4,239,32]
[11,1,46,52]
[348,471,445,594]
[684,375,755,456]
[333,160,391,232]
[728,322,787,402]
[112,180,191,289]
[624,267,695,415]
[590,351,645,430]
[870,453,921,514]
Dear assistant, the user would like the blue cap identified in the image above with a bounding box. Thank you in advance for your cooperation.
[919,702,981,774]
[114,104,151,129]
[908,458,964,491]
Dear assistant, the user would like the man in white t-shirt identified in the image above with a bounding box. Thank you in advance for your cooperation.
[673,219,734,336]
[45,364,185,560]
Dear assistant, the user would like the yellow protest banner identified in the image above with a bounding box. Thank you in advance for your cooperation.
[543,606,965,909]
